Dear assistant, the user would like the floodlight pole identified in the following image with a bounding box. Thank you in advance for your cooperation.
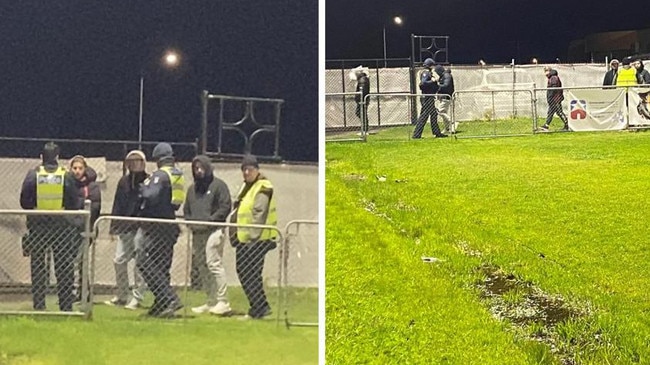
[138,75,144,150]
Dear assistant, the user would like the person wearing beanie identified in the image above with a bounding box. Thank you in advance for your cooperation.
[19,142,83,312]
[184,155,233,316]
[230,154,278,320]
[412,58,446,139]
[137,142,185,317]
[104,150,149,310]
[69,155,101,303]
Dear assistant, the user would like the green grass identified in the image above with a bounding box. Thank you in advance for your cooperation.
[326,130,650,364]
[0,288,317,365]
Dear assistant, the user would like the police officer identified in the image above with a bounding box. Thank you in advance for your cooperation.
[20,142,82,311]
[137,142,185,317]
[412,58,446,139]
[231,155,277,319]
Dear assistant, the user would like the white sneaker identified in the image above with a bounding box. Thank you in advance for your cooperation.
[209,301,232,316]
[124,297,141,310]
[191,304,214,314]
[104,297,127,306]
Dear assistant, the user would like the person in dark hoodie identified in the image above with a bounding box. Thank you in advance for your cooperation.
[69,155,101,303]
[412,58,446,139]
[351,65,370,135]
[20,142,82,311]
[435,65,455,134]
[184,155,233,316]
[633,59,650,119]
[230,155,277,320]
[137,142,185,317]
[539,67,569,132]
[105,150,149,310]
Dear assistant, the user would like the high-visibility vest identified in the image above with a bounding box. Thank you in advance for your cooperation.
[160,166,185,206]
[36,166,66,210]
[616,66,637,86]
[236,179,278,243]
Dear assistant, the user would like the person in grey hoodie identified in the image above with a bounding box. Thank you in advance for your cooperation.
[184,155,233,315]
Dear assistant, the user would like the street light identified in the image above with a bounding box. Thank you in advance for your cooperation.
[138,50,181,148]
[383,16,403,68]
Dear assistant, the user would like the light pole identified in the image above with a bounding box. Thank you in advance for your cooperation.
[138,50,180,149]
[383,16,403,68]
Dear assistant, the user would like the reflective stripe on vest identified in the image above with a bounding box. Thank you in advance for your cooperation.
[36,166,66,210]
[236,179,278,243]
[160,166,186,206]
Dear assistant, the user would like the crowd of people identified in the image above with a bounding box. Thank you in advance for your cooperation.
[349,54,650,136]
[19,142,278,320]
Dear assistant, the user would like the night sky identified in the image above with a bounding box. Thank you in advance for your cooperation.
[326,0,648,65]
[0,1,318,162]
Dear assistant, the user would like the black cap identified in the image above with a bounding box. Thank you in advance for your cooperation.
[241,154,259,170]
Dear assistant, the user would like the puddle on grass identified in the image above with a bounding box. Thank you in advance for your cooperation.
[475,264,591,364]
[476,264,581,327]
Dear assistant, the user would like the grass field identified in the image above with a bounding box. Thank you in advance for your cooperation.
[326,130,650,364]
[0,288,317,365]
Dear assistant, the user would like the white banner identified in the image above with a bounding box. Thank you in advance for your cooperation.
[565,88,626,131]
[627,87,650,126]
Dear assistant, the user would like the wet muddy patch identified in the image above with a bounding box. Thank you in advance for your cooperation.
[475,264,595,364]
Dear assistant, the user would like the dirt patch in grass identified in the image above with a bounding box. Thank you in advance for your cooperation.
[475,264,593,365]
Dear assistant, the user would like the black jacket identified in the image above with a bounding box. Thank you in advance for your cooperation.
[183,155,232,232]
[20,162,82,229]
[109,170,148,234]
[546,69,564,104]
[636,61,650,84]
[436,66,455,96]
[603,69,618,86]
[419,68,439,95]
[355,74,370,104]
[73,166,101,226]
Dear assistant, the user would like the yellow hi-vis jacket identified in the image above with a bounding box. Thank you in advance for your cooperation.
[36,166,66,210]
[236,179,277,243]
[160,166,185,206]
[616,66,638,86]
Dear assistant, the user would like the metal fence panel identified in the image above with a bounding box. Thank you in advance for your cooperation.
[0,208,91,318]
[325,92,366,141]
[452,89,535,138]
[281,220,318,327]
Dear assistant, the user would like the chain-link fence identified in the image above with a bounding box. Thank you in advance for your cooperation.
[0,205,92,318]
[452,89,536,138]
[281,220,318,328]
[92,216,287,320]
[325,92,366,142]
[0,137,198,163]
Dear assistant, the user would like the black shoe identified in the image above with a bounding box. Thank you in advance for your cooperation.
[435,134,448,138]
[157,301,184,318]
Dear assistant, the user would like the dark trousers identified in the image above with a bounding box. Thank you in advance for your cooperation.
[412,96,442,138]
[356,103,368,132]
[30,231,78,311]
[138,230,179,312]
[235,240,274,317]
[546,101,568,126]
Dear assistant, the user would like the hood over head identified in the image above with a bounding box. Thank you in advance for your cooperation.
[192,155,214,180]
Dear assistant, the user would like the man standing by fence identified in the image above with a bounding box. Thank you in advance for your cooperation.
[539,67,569,132]
[186,155,233,316]
[412,58,446,139]
[20,142,82,311]
[105,150,149,310]
[351,65,370,136]
[137,142,185,317]
[230,155,277,320]
[435,64,455,134]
